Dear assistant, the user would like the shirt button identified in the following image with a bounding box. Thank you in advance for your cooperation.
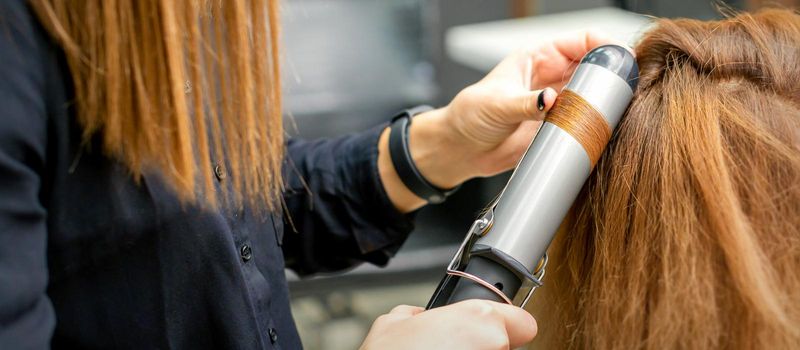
[268,328,278,344]
[240,244,252,262]
[214,164,226,181]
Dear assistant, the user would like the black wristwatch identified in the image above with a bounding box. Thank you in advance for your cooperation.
[389,106,460,204]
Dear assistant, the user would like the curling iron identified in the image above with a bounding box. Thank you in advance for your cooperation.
[427,45,639,309]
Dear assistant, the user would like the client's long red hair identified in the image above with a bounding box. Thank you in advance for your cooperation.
[528,9,800,349]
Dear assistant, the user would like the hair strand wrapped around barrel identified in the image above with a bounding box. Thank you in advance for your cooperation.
[545,90,612,167]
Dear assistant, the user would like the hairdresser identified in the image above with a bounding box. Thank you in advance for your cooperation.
[0,1,625,349]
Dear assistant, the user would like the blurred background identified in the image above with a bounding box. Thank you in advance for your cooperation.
[280,0,797,348]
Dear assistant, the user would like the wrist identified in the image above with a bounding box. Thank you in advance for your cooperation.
[378,106,477,212]
[407,107,476,189]
[378,127,426,212]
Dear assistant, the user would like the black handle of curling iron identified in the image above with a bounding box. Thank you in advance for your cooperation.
[427,256,523,308]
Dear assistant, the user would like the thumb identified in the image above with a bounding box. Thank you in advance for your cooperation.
[505,87,557,123]
[387,305,425,317]
[490,302,538,348]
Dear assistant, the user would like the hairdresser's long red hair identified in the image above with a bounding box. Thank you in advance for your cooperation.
[28,0,283,209]
[528,9,800,349]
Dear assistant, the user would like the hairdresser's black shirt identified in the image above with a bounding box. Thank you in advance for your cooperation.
[0,1,415,349]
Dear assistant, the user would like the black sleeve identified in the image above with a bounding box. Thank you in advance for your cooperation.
[0,1,56,348]
[281,125,416,276]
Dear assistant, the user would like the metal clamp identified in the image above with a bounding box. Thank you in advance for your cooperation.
[443,209,548,306]
[445,269,514,305]
[518,253,547,308]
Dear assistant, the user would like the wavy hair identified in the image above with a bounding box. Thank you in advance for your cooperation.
[529,9,800,349]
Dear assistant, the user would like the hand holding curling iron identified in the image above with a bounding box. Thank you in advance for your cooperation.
[379,32,630,212]
[360,300,536,350]
[370,31,633,349]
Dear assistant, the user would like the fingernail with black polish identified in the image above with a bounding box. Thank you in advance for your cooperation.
[537,91,546,111]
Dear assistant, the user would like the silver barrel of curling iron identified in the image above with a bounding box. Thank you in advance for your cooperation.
[427,44,639,309]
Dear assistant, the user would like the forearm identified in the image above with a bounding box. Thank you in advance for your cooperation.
[282,131,417,274]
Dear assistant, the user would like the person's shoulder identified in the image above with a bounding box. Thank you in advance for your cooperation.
[0,0,56,95]
[0,0,51,54]
[0,0,39,29]
[0,0,54,145]
[0,0,28,14]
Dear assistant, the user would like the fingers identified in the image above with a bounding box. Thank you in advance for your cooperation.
[554,31,634,62]
[452,300,538,348]
[388,305,425,317]
[490,31,635,91]
[507,87,557,123]
[484,49,534,84]
[490,119,541,173]
[583,32,632,54]
[489,302,539,348]
[369,305,424,334]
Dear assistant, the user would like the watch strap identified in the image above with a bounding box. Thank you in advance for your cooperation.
[389,106,459,204]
